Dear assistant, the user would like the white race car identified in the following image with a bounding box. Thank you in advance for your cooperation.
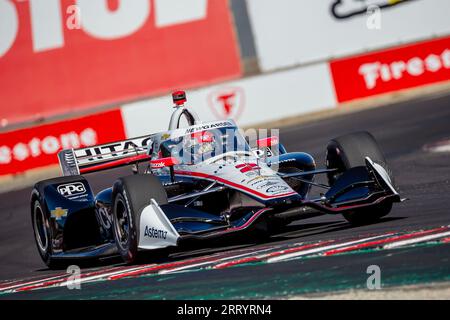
[31,91,402,267]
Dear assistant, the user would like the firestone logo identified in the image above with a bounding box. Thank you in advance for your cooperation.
[359,49,450,89]
[208,87,245,121]
[0,128,97,164]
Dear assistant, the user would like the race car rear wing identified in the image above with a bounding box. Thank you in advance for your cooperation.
[58,134,155,176]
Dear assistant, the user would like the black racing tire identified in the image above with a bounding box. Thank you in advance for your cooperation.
[31,175,90,269]
[31,196,65,269]
[111,174,168,264]
[326,131,394,225]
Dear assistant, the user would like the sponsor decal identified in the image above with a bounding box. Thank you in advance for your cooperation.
[208,87,245,121]
[96,207,112,230]
[150,157,179,169]
[150,157,180,169]
[247,175,274,186]
[266,185,290,194]
[268,158,296,166]
[51,207,68,221]
[0,0,241,125]
[330,36,450,102]
[74,136,153,165]
[57,182,86,197]
[184,121,235,135]
[0,110,126,176]
[246,175,283,191]
[150,161,166,169]
[255,181,279,191]
[138,199,179,249]
[144,226,168,240]
[246,176,265,184]
[244,170,259,178]
[235,163,260,174]
[331,0,413,19]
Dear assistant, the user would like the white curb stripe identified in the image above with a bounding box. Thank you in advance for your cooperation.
[159,247,275,274]
[383,231,450,249]
[55,265,154,288]
[268,234,394,263]
[0,274,66,292]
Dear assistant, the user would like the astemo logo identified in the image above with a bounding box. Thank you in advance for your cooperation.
[0,0,208,58]
[0,128,97,164]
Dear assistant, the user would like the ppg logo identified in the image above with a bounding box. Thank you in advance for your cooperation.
[57,183,86,197]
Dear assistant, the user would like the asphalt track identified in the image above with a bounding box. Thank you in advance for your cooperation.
[1,92,450,299]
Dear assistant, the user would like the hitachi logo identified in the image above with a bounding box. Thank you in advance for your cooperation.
[144,226,168,239]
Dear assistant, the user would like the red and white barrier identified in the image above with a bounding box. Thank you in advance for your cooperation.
[330,36,450,102]
[0,110,125,176]
[121,62,336,137]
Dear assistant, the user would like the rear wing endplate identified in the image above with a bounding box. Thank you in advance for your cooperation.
[58,134,155,176]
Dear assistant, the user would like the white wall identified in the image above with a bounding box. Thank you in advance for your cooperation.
[246,0,450,71]
[121,63,336,137]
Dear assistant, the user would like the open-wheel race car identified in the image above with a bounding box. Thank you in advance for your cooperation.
[31,91,403,268]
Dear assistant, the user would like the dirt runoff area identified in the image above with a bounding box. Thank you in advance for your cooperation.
[291,282,450,300]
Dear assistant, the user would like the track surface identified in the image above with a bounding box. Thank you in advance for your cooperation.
[1,92,450,298]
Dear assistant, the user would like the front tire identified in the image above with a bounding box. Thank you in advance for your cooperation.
[31,175,93,269]
[326,131,395,225]
[112,175,168,264]
[31,197,65,269]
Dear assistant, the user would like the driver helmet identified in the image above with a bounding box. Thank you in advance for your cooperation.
[185,131,216,163]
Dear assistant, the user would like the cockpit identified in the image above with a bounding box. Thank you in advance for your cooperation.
[155,125,252,165]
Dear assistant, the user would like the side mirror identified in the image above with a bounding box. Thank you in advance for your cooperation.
[150,157,179,183]
[257,136,279,148]
[255,136,280,158]
[150,157,179,170]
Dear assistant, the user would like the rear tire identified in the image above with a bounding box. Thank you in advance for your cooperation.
[112,175,168,264]
[326,131,394,225]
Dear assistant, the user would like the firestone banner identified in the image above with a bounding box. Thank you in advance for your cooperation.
[330,36,450,102]
[0,109,126,176]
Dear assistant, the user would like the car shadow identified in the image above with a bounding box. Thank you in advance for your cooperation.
[169,216,406,260]
[269,216,406,242]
